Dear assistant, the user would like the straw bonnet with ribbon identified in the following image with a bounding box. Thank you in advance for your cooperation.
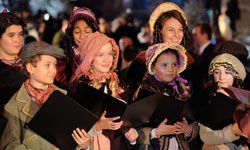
[209,53,246,81]
[146,43,187,75]
[149,2,188,33]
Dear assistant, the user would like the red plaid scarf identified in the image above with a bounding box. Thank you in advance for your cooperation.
[24,79,56,105]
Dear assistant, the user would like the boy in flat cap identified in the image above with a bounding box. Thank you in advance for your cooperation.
[0,41,91,150]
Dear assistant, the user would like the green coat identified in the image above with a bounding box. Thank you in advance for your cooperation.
[0,84,66,150]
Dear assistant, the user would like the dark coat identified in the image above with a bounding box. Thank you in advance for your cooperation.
[190,43,216,116]
[136,75,199,150]
[0,61,27,112]
[191,43,216,89]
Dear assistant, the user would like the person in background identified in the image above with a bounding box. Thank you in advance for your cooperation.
[198,53,249,150]
[134,43,198,150]
[191,22,216,92]
[118,45,139,81]
[218,6,233,41]
[192,22,215,61]
[118,36,134,53]
[0,41,92,150]
[137,22,151,47]
[226,0,241,35]
[70,32,138,150]
[52,18,68,47]
[99,17,111,36]
[0,12,27,112]
[117,36,134,70]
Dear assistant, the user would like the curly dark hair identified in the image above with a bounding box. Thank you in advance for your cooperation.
[153,10,192,50]
[0,12,26,37]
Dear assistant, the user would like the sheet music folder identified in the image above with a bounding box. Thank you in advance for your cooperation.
[75,83,159,128]
[199,93,239,130]
[122,93,163,127]
[28,90,99,150]
[74,83,127,118]
[136,89,187,127]
[74,84,186,128]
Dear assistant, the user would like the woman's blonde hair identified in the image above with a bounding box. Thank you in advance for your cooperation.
[87,48,123,99]
[89,72,122,99]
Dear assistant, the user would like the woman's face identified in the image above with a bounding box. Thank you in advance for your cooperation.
[152,52,179,82]
[92,42,114,74]
[213,66,234,88]
[161,17,184,44]
[0,25,24,60]
[73,20,93,47]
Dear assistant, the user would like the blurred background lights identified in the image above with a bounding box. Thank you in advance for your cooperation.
[44,13,50,21]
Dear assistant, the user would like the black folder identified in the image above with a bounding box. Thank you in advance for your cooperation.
[136,89,187,127]
[0,113,7,137]
[28,90,99,150]
[74,84,186,128]
[200,93,239,130]
[74,83,157,128]
[122,93,163,127]
[74,83,127,118]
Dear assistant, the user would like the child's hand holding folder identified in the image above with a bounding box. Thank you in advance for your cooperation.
[95,111,123,131]
[125,128,138,143]
[174,117,192,135]
[72,128,91,149]
[155,119,177,137]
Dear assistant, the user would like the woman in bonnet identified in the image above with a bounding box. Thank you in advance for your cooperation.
[70,31,138,150]
[134,43,198,150]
